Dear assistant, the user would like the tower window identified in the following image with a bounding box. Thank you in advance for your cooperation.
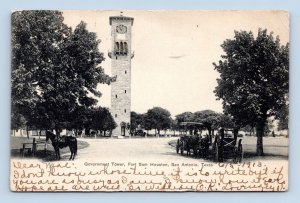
[124,109,126,113]
[120,42,124,55]
[115,42,120,54]
[115,114,117,118]
[125,90,127,93]
[125,70,127,74]
[115,41,128,56]
[116,94,118,98]
[124,42,128,55]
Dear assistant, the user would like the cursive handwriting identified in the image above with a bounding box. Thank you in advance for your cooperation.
[11,160,288,192]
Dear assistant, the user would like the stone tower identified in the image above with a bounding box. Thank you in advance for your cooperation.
[108,14,134,137]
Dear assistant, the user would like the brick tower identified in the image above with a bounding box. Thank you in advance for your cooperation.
[108,14,134,137]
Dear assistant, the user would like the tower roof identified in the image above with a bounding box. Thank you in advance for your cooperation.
[109,16,134,25]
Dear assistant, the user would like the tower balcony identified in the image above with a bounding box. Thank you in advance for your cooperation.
[108,51,134,59]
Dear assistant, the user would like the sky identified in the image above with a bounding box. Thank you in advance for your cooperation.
[62,10,289,117]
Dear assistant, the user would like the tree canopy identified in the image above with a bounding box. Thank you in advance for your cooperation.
[175,112,194,123]
[11,10,70,130]
[213,29,289,155]
[193,110,220,132]
[175,110,234,138]
[130,108,233,137]
[130,111,144,134]
[277,104,289,131]
[143,107,172,134]
[11,11,114,134]
[88,107,117,134]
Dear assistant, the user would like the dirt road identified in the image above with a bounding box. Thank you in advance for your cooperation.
[75,136,288,162]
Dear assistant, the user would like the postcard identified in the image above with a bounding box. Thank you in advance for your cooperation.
[10,10,289,192]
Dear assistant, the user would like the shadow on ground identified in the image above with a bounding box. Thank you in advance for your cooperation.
[10,137,89,162]
[168,139,288,163]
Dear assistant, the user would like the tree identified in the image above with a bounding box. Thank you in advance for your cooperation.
[144,107,172,135]
[217,114,235,129]
[11,11,112,134]
[11,10,71,133]
[175,110,233,137]
[130,111,144,135]
[193,110,220,136]
[11,112,26,136]
[175,112,194,133]
[37,21,111,134]
[101,109,117,136]
[170,118,178,136]
[68,106,89,136]
[175,112,194,123]
[89,107,116,136]
[143,113,153,135]
[277,104,289,131]
[264,118,274,136]
[213,29,289,155]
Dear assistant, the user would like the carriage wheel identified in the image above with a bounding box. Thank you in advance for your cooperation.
[233,148,238,163]
[237,142,243,163]
[214,143,219,162]
[180,142,184,155]
[193,147,198,158]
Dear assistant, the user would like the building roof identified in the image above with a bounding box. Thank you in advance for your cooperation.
[179,122,204,126]
[109,16,134,25]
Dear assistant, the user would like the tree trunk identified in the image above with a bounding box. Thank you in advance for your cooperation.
[256,119,266,156]
[85,128,90,137]
[208,127,212,144]
[208,128,211,136]
[233,128,238,145]
[55,127,60,137]
[26,126,29,139]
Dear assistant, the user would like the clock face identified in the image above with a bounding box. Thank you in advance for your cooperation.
[116,25,127,34]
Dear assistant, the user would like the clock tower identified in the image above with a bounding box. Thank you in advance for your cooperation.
[108,14,134,137]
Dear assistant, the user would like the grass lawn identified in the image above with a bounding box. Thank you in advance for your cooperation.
[168,136,288,162]
[10,136,89,161]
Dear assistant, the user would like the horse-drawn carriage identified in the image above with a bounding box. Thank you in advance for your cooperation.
[176,122,210,159]
[175,122,243,163]
[176,135,210,158]
[212,128,243,163]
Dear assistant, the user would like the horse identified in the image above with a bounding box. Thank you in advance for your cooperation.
[178,135,199,156]
[197,136,210,159]
[46,130,77,160]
